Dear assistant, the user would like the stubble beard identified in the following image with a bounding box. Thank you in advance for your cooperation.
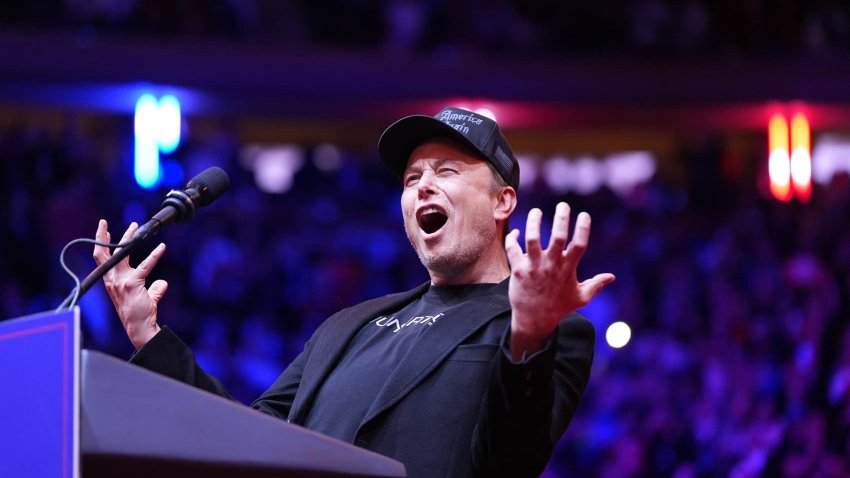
[404,220,496,279]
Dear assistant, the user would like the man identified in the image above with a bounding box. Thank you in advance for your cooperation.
[93,106,615,477]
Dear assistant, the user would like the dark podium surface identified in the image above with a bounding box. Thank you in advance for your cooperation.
[80,350,407,478]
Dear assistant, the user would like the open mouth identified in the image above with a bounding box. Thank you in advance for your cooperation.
[417,207,448,235]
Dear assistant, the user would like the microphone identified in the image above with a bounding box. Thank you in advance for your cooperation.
[56,166,230,310]
[133,166,230,241]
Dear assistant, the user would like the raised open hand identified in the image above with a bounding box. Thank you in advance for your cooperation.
[93,219,168,350]
[505,202,615,359]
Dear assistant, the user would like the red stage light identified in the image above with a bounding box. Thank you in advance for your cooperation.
[790,113,812,203]
[768,114,792,202]
[768,112,812,203]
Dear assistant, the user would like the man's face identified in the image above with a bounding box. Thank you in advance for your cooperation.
[401,139,504,281]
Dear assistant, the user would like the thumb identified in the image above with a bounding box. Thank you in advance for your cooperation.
[148,280,169,304]
[579,273,616,304]
[505,229,523,267]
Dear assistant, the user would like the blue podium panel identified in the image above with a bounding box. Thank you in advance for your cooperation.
[0,308,80,478]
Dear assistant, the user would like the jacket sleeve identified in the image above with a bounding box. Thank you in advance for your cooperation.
[129,325,309,420]
[129,325,235,398]
[249,339,311,420]
[471,312,595,477]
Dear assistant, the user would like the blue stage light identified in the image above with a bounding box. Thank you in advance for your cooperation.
[157,95,181,154]
[134,94,160,189]
[134,94,183,189]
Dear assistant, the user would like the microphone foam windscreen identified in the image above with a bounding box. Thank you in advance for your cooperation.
[187,167,231,207]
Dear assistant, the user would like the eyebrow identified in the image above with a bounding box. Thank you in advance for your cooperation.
[404,158,461,175]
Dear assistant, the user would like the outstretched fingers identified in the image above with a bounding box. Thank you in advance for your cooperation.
[505,229,524,267]
[547,202,571,257]
[116,222,138,249]
[110,222,138,274]
[525,208,543,262]
[135,244,167,279]
[93,219,111,266]
[564,212,591,266]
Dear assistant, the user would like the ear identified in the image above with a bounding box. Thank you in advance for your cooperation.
[493,186,517,222]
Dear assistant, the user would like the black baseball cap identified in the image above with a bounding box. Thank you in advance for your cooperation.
[378,106,520,190]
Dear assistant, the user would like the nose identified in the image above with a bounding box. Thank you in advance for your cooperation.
[417,170,437,199]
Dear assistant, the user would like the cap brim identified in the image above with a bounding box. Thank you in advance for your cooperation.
[378,115,486,180]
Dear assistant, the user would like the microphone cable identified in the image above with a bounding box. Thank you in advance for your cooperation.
[55,235,138,311]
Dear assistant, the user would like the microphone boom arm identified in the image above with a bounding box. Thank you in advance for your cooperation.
[56,166,230,310]
[133,189,196,241]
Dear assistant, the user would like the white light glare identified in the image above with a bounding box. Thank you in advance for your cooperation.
[572,156,605,195]
[134,94,160,189]
[790,149,812,185]
[241,144,305,194]
[157,95,181,154]
[606,151,657,195]
[540,152,657,196]
[769,148,791,186]
[606,321,632,349]
[541,156,574,193]
[474,108,497,121]
[811,133,850,184]
[134,93,182,189]
[516,154,538,189]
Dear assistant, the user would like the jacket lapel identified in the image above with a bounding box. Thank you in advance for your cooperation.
[288,281,431,423]
[358,280,511,429]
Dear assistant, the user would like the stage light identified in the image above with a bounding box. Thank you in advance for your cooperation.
[241,144,305,194]
[605,151,657,197]
[134,94,183,189]
[790,113,811,203]
[572,156,605,195]
[516,154,538,189]
[157,95,181,154]
[606,321,631,349]
[134,94,160,189]
[474,108,496,121]
[769,149,792,202]
[768,114,792,202]
[541,156,574,194]
[812,133,850,184]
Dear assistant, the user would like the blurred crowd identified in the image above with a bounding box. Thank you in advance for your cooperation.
[1,115,849,477]
[1,0,849,59]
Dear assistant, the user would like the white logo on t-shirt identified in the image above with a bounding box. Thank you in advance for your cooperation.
[372,313,444,333]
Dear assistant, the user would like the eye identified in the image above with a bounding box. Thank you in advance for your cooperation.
[437,166,458,176]
[404,174,420,186]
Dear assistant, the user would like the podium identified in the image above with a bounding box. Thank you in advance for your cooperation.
[0,309,407,478]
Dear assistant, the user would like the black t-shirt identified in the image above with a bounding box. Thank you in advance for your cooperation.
[303,283,498,443]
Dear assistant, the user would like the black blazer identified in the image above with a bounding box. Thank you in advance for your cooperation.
[131,280,595,478]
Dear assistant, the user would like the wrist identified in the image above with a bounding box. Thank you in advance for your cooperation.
[129,323,161,350]
[511,306,558,338]
[509,320,555,362]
